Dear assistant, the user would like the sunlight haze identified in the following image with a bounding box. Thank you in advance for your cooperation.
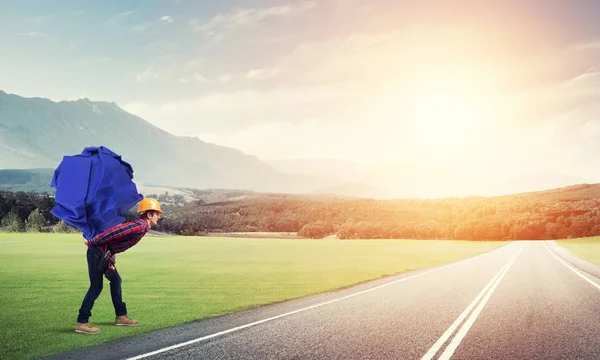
[2,0,600,197]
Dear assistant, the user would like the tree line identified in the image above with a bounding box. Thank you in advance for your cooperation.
[154,184,600,240]
[0,190,78,233]
[2,184,600,240]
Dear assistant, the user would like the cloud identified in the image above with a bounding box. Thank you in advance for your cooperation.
[496,62,600,176]
[193,73,210,83]
[246,68,283,80]
[575,41,600,51]
[132,24,150,33]
[133,59,218,84]
[25,15,54,25]
[119,83,379,166]
[275,31,411,85]
[135,66,160,83]
[122,101,151,117]
[17,31,50,38]
[218,74,232,83]
[507,64,600,127]
[123,84,358,130]
[267,29,599,140]
[565,69,600,89]
[334,0,380,11]
[171,73,211,84]
[249,35,292,44]
[128,20,600,178]
[192,1,317,41]
[161,16,174,23]
[195,118,362,161]
[106,10,156,33]
[107,11,135,25]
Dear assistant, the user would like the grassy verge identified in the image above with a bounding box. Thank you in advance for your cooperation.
[0,233,504,359]
[557,237,600,265]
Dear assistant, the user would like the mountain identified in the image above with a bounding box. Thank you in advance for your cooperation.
[267,158,369,187]
[268,159,464,198]
[0,90,317,192]
[0,168,55,193]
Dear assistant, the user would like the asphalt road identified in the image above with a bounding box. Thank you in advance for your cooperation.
[47,241,600,360]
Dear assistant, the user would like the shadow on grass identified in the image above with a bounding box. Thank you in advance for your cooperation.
[95,321,116,326]
[57,327,78,334]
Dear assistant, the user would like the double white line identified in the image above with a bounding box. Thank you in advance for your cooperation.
[421,244,524,360]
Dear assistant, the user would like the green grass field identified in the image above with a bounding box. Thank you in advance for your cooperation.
[558,237,600,265]
[0,233,504,360]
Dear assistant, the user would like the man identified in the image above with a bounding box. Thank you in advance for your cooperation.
[75,198,162,334]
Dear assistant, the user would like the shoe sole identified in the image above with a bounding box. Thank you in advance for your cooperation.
[75,329,100,334]
[115,323,140,326]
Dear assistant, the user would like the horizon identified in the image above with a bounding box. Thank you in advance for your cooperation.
[0,163,598,202]
[2,0,600,197]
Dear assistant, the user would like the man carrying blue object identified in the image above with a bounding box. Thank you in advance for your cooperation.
[75,198,163,335]
[49,146,161,334]
[50,146,144,240]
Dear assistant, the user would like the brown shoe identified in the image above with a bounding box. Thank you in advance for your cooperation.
[75,322,100,334]
[115,315,140,326]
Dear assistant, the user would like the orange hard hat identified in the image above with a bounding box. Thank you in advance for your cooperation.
[137,198,162,214]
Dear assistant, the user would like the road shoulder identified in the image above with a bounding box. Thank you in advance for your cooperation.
[546,240,600,280]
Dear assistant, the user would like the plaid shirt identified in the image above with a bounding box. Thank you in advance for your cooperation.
[88,219,149,256]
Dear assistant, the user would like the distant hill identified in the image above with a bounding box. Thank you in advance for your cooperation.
[0,90,316,193]
[313,182,388,199]
[0,168,264,203]
[269,158,600,199]
[0,168,341,204]
[0,169,55,194]
[503,182,600,201]
[499,172,593,195]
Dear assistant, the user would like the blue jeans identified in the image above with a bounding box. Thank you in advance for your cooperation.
[77,246,127,323]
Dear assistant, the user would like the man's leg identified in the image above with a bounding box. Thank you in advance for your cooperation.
[76,247,103,334]
[108,267,127,316]
[109,267,139,326]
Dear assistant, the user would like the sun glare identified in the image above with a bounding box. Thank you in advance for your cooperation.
[410,90,478,147]
[363,35,506,168]
[399,64,502,156]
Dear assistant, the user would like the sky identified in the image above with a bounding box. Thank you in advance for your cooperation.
[2,0,600,184]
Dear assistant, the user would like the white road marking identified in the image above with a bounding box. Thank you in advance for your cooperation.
[421,244,523,360]
[545,241,600,291]
[437,245,523,359]
[127,245,510,360]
